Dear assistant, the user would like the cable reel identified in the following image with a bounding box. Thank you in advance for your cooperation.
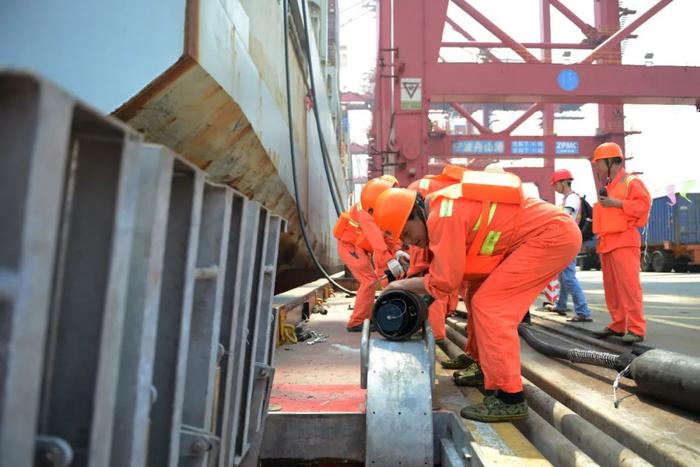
[373,289,428,341]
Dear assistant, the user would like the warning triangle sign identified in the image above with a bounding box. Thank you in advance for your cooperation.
[402,81,420,98]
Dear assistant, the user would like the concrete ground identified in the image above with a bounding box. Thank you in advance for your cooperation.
[268,271,700,464]
[270,294,367,412]
[270,291,548,463]
[549,270,700,356]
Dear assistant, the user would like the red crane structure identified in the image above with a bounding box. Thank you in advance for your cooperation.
[369,0,700,202]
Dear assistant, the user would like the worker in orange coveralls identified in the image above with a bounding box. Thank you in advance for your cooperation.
[373,170,581,422]
[405,165,466,342]
[333,176,403,332]
[591,142,651,344]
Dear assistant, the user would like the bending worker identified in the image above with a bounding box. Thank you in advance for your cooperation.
[373,170,581,422]
[548,169,593,322]
[405,165,467,342]
[591,143,651,344]
[333,176,404,332]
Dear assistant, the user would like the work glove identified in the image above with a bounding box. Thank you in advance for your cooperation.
[386,259,406,282]
[395,250,411,267]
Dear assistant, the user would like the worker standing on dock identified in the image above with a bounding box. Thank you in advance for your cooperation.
[405,165,467,342]
[591,143,651,344]
[333,176,402,332]
[373,171,581,422]
[547,169,593,322]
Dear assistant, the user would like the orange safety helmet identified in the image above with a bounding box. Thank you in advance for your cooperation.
[373,188,417,240]
[550,169,574,185]
[379,174,400,186]
[592,142,623,162]
[360,178,394,213]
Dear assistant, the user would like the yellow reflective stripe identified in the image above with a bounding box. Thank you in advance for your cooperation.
[348,218,360,228]
[487,202,497,223]
[419,178,431,190]
[472,202,498,231]
[480,231,502,255]
[439,198,454,217]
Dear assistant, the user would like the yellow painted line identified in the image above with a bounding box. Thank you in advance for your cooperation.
[646,317,700,331]
[434,348,550,465]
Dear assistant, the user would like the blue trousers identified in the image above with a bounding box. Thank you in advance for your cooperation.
[556,259,591,317]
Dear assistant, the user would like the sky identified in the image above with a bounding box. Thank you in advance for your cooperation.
[338,0,700,201]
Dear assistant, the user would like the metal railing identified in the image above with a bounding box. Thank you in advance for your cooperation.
[0,71,283,467]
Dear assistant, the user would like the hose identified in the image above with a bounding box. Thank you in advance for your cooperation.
[519,324,700,414]
[300,0,346,216]
[283,0,355,295]
[629,349,700,415]
[518,324,633,372]
[282,323,298,344]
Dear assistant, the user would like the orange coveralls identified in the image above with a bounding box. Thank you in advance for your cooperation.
[596,170,651,336]
[337,204,395,328]
[406,167,466,340]
[423,197,581,393]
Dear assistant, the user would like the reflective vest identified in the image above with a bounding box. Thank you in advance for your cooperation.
[409,165,468,197]
[432,171,524,280]
[592,175,646,235]
[332,203,373,251]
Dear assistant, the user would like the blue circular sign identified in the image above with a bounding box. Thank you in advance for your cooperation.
[557,69,580,92]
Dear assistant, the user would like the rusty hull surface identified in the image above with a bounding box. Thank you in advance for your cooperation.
[115,0,344,287]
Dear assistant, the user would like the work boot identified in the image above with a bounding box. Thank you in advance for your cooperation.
[440,353,475,369]
[621,332,644,344]
[592,327,624,338]
[453,362,484,387]
[460,394,528,423]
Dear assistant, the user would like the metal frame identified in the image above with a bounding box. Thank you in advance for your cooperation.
[0,72,83,467]
[148,156,205,467]
[2,74,144,467]
[260,411,475,466]
[0,71,285,467]
[369,0,700,201]
[180,182,232,466]
[364,325,435,465]
[219,199,261,467]
[111,145,174,467]
[235,210,284,463]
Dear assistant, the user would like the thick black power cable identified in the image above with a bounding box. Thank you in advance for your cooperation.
[518,324,633,372]
[283,0,354,295]
[300,0,346,215]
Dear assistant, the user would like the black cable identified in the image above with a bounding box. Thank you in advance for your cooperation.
[300,0,346,215]
[283,0,355,295]
[518,324,631,372]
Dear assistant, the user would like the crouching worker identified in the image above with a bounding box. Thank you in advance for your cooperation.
[333,176,403,332]
[373,170,581,422]
[406,165,468,342]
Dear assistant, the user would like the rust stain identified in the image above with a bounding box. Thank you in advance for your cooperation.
[114,53,340,283]
[185,0,200,60]
[113,55,196,122]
